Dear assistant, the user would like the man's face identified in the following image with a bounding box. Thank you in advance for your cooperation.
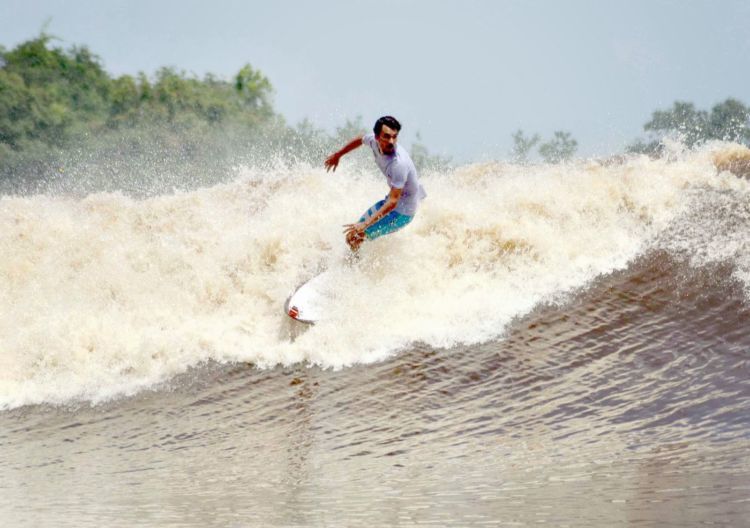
[377,125,398,155]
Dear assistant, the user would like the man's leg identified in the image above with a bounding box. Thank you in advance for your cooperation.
[363,211,413,240]
[348,199,386,251]
[349,198,413,250]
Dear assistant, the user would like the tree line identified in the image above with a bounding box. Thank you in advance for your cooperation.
[0,34,446,195]
[511,97,750,164]
[0,35,275,157]
[2,34,748,190]
[626,98,750,156]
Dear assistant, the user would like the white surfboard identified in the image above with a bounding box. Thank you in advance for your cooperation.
[284,270,335,324]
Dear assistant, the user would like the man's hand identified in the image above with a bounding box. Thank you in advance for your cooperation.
[343,222,365,238]
[324,136,363,173]
[343,222,366,250]
[325,152,341,172]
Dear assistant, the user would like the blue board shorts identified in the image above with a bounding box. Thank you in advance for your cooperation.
[359,199,414,240]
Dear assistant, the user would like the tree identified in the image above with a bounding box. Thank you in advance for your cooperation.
[0,70,35,148]
[234,64,273,116]
[0,34,111,146]
[107,74,140,126]
[539,131,577,163]
[707,98,750,144]
[0,33,450,193]
[628,98,750,155]
[643,101,708,148]
[625,138,663,157]
[510,129,540,164]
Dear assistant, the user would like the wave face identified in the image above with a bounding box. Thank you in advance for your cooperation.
[1,145,748,409]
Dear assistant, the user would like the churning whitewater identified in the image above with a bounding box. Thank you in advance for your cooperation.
[1,145,749,409]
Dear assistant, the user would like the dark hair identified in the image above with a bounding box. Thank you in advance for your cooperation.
[373,116,401,136]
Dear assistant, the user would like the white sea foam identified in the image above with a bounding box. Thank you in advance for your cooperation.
[1,146,748,408]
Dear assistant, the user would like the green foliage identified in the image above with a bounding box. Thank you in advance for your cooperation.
[643,101,708,148]
[625,139,663,157]
[629,98,750,154]
[235,64,273,115]
[107,74,140,125]
[510,129,540,164]
[0,35,286,193]
[0,34,448,195]
[707,98,750,143]
[538,131,577,163]
[1,35,112,145]
[0,70,34,146]
[508,129,577,164]
[0,35,276,159]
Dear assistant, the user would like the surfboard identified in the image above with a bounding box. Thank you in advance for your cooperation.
[284,270,335,324]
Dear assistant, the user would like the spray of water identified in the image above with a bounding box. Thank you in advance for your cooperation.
[1,144,748,408]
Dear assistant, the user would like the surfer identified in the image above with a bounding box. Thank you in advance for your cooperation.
[325,116,426,251]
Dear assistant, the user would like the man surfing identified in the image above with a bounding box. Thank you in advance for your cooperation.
[325,116,426,251]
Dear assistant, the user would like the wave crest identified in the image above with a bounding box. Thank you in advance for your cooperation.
[1,146,748,408]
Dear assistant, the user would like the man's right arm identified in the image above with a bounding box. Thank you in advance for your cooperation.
[325,136,363,172]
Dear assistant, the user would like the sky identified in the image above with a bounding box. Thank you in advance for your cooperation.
[1,0,749,162]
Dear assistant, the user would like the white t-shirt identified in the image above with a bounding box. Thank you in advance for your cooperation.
[362,132,427,216]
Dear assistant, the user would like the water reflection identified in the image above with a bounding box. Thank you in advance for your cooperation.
[1,253,749,526]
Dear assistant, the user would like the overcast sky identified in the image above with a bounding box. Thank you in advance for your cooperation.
[2,0,749,161]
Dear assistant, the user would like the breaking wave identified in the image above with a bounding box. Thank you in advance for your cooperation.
[1,144,748,409]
